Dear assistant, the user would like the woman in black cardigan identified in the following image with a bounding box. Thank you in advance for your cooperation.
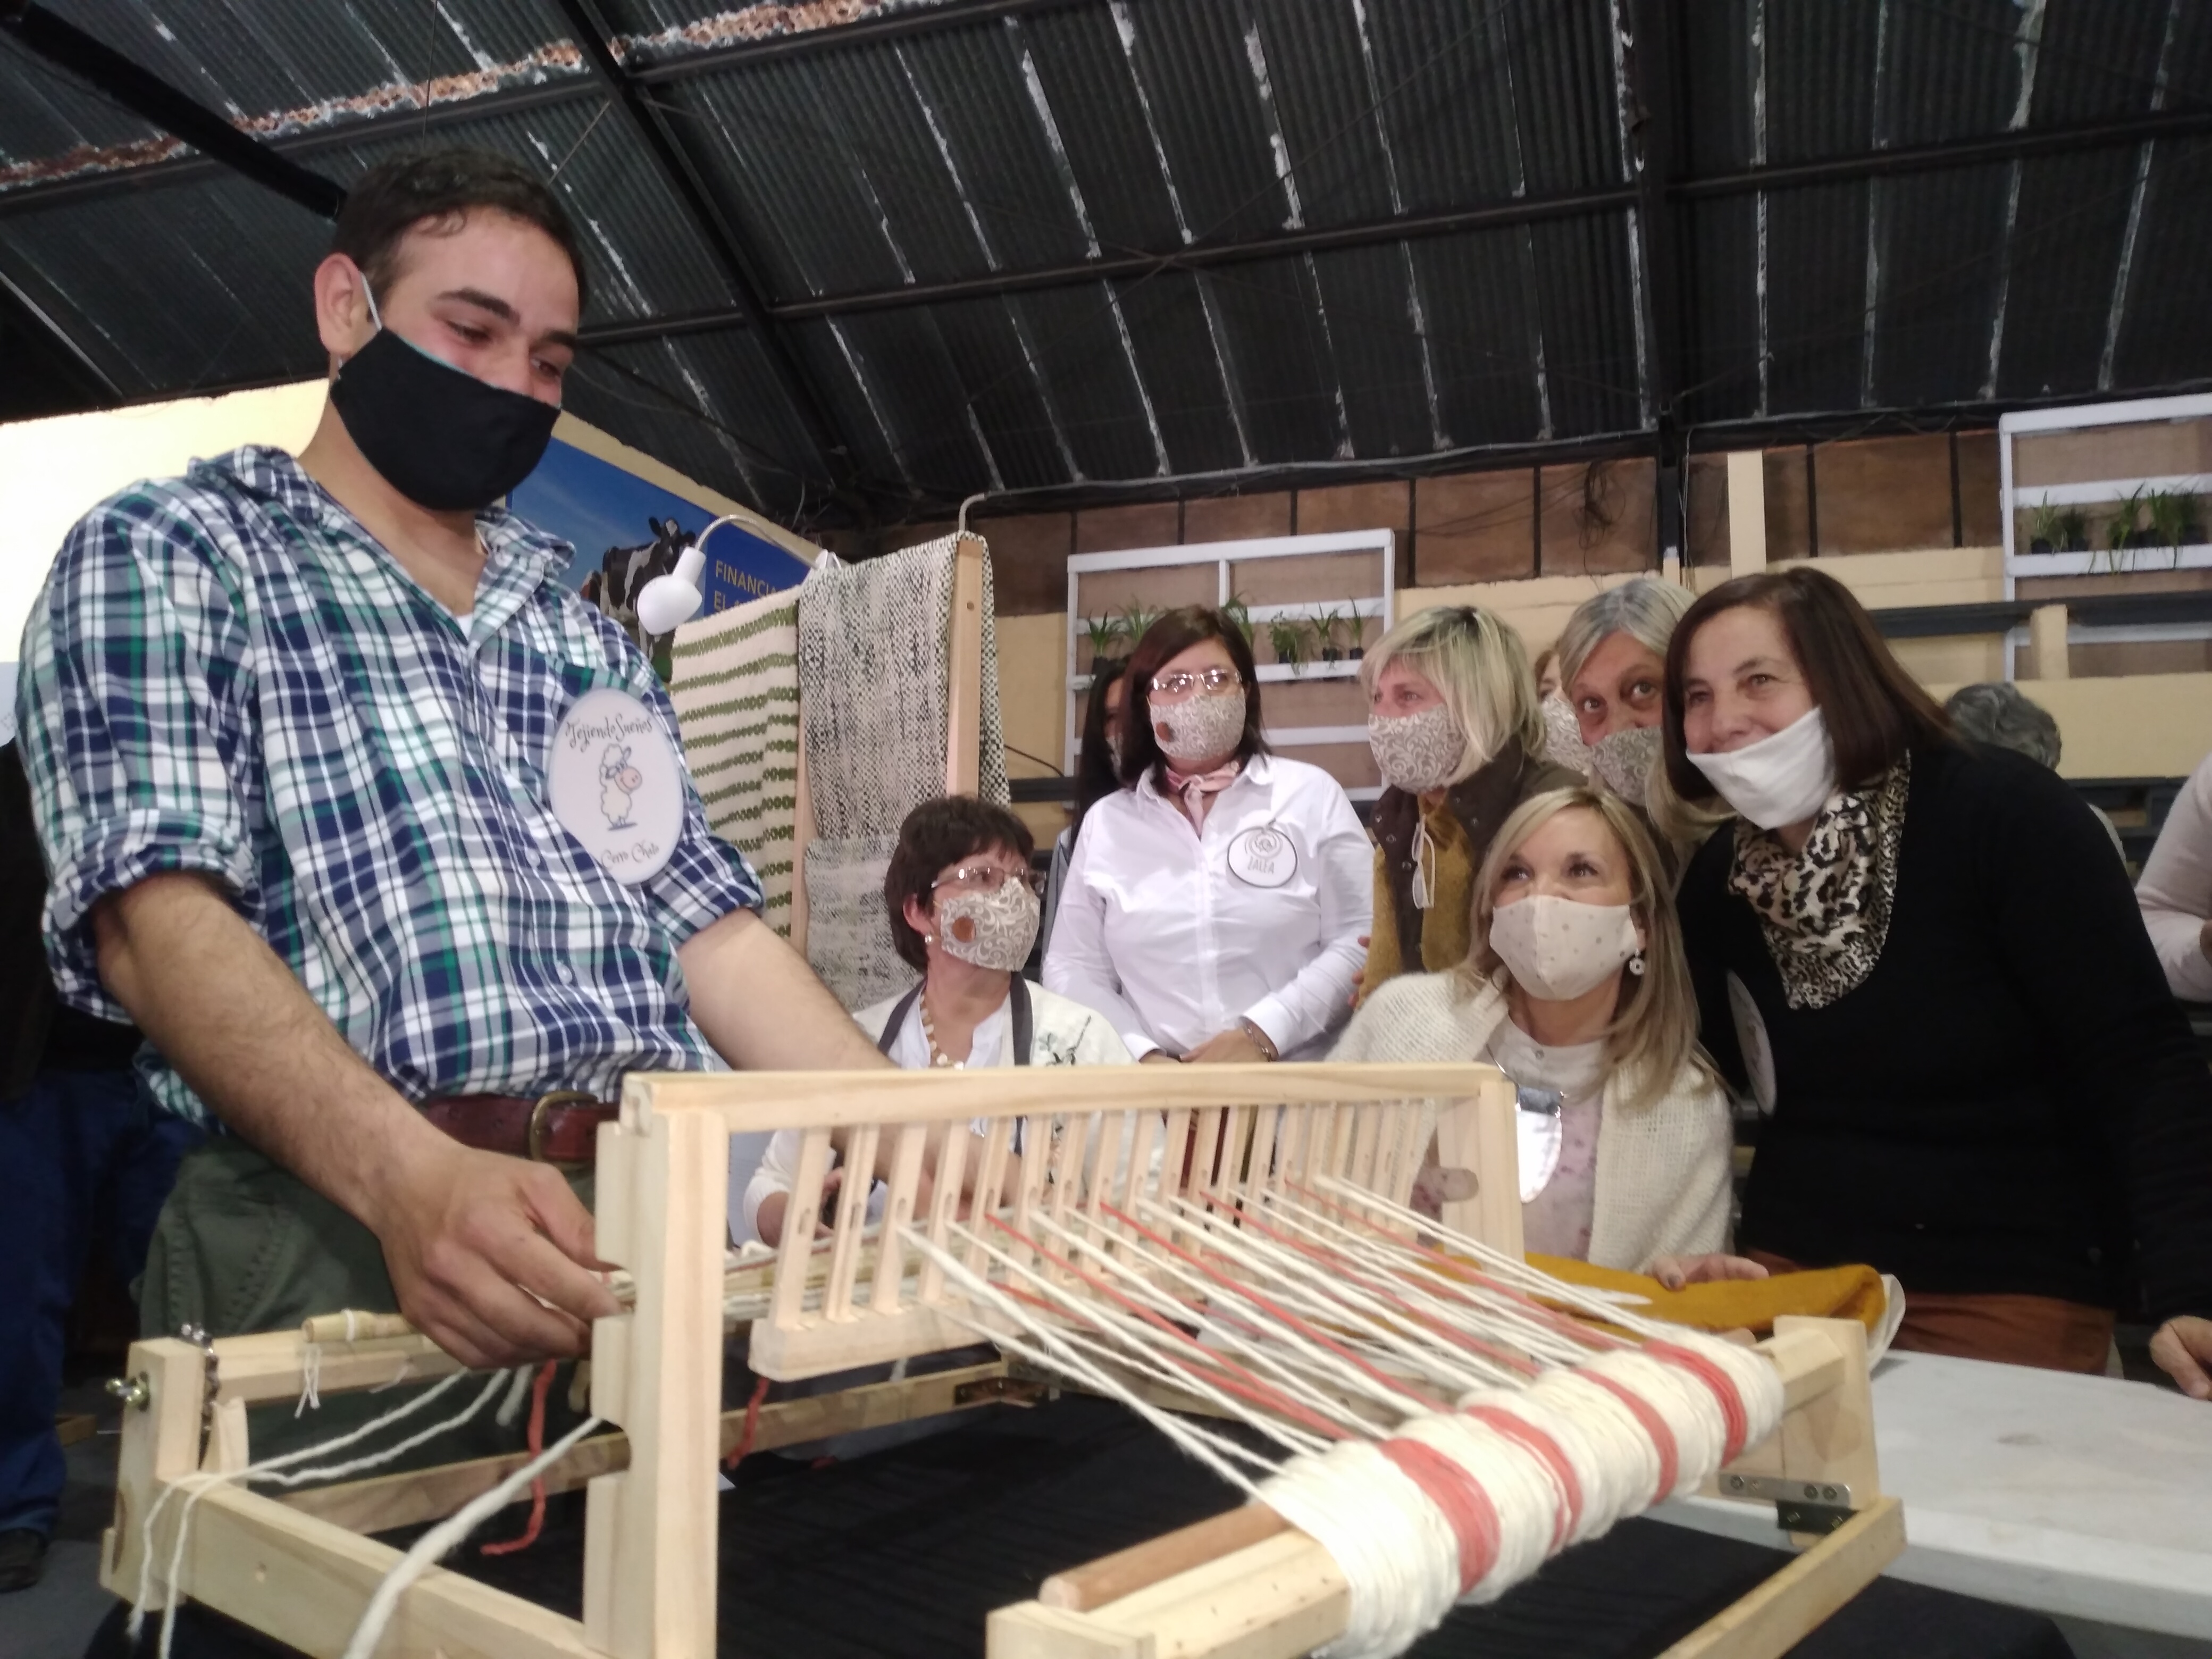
[1663,566,2212,1393]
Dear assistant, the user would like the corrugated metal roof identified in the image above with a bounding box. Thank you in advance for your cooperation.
[3,0,2211,529]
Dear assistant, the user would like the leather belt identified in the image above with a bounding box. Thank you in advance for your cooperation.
[419,1090,616,1167]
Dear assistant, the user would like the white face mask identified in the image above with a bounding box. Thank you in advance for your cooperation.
[1488,893,1642,1001]
[933,879,1041,973]
[1368,702,1465,793]
[1153,685,1247,766]
[1687,706,1837,830]
[1590,724,1664,806]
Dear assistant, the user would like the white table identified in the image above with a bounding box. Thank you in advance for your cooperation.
[1654,1351,2212,1640]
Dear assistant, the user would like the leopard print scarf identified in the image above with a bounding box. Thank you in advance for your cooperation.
[1728,754,1911,1010]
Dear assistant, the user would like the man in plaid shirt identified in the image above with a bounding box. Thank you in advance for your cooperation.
[15,152,886,1369]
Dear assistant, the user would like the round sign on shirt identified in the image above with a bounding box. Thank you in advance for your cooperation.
[1227,824,1296,887]
[548,687,683,885]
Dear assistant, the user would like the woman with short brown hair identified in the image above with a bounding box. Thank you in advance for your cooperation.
[1665,566,2212,1394]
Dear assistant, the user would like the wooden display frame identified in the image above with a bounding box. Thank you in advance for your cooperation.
[101,1065,1892,1659]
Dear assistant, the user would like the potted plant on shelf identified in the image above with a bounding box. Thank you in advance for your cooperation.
[1221,594,1256,648]
[1118,602,1161,649]
[2149,489,2203,555]
[2056,507,2090,553]
[1314,606,1345,664]
[1083,614,1124,670]
[2027,502,2063,555]
[1268,615,1310,677]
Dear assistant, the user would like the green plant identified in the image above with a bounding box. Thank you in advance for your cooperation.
[1267,615,1309,674]
[2108,485,2147,552]
[1221,593,1255,646]
[1118,601,1162,646]
[1313,606,1345,660]
[2148,488,2196,551]
[2026,501,2063,550]
[1083,615,1124,660]
[2056,507,2090,552]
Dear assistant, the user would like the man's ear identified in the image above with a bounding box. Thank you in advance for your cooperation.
[311,253,377,365]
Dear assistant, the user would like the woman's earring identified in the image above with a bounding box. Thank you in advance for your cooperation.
[1628,951,1647,977]
[924,934,936,946]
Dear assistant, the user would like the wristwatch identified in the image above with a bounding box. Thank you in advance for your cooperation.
[1239,1018,1280,1061]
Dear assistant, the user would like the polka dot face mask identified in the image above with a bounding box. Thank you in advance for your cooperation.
[1487,893,1642,1001]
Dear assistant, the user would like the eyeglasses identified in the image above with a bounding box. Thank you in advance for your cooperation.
[932,864,1046,896]
[1150,666,1242,698]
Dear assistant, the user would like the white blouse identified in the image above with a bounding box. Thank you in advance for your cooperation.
[1043,755,1373,1061]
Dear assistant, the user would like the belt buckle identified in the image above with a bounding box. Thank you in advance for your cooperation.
[529,1089,601,1166]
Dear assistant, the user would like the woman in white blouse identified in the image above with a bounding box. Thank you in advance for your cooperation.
[1045,606,1372,1063]
[1331,785,1737,1275]
[747,797,1129,1246]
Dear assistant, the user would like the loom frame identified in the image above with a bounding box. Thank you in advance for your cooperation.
[100,1063,1894,1659]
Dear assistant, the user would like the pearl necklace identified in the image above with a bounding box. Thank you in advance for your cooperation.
[916,990,963,1069]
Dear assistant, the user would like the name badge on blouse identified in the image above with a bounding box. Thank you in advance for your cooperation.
[548,688,682,885]
[1227,824,1296,888]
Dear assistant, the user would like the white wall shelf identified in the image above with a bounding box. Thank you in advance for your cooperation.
[1999,393,2212,592]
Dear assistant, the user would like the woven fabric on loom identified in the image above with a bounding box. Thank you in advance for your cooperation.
[802,833,909,1010]
[798,535,1008,1007]
[797,535,1009,837]
[668,591,802,936]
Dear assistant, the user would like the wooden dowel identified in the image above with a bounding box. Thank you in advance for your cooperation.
[1036,1503,1289,1612]
[299,1311,414,1344]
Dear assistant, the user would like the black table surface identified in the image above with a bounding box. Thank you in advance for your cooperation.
[90,1393,2073,1659]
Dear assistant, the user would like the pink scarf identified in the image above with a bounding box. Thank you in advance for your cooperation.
[1164,760,1242,830]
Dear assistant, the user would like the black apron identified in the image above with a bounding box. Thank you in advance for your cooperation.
[876,976,1034,1066]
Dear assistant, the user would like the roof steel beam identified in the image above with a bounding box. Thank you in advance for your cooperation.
[0,78,597,218]
[0,0,346,219]
[576,184,1641,343]
[1675,105,2212,199]
[624,0,1093,83]
[547,0,867,504]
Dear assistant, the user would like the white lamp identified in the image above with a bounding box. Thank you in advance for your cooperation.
[635,513,749,635]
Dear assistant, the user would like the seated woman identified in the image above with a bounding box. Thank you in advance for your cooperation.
[1333,786,1735,1272]
[746,797,1129,1246]
[1664,566,2212,1393]
[1046,606,1371,1063]
[1360,606,1581,999]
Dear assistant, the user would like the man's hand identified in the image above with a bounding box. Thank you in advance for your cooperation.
[1139,1050,1183,1066]
[1648,1252,1772,1292]
[2150,1315,2212,1400]
[1184,1027,1268,1065]
[364,1136,618,1369]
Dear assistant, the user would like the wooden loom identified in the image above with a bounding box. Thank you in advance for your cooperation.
[102,1063,1899,1659]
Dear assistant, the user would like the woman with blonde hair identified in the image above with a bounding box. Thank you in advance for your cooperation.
[1333,786,1738,1273]
[1359,606,1581,998]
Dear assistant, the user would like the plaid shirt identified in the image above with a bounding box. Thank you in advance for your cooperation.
[16,447,761,1126]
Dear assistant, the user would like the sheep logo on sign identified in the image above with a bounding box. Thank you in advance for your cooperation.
[1228,825,1295,888]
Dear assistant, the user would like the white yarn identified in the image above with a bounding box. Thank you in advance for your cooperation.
[495,1363,536,1429]
[295,1344,322,1419]
[1388,1413,1556,1602]
[1259,1442,1459,1659]
[340,1411,604,1659]
[131,1367,500,1657]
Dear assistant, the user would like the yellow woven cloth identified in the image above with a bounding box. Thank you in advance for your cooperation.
[1527,1253,1890,1338]
[1362,801,1478,1000]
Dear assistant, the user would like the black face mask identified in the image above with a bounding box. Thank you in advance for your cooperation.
[329,292,560,513]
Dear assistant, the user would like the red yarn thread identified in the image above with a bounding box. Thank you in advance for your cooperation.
[1377,1437,1502,1595]
[1461,1403,1583,1551]
[480,1361,558,1556]
[723,1374,772,1471]
[1582,1371,1680,1499]
[1642,1340,1750,1463]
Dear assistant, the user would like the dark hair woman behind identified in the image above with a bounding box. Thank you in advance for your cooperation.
[1663,566,2212,1396]
[1040,660,1131,966]
[1045,606,1372,1065]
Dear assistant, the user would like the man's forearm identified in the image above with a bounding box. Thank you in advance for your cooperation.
[93,872,446,1230]
[679,907,892,1071]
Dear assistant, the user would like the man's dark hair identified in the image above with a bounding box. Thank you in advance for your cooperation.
[331,149,588,311]
[1662,566,1951,803]
[1120,607,1270,786]
[883,797,1036,971]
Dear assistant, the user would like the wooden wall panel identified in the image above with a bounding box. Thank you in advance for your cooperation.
[1764,449,1812,563]
[979,512,1074,617]
[1184,492,1293,543]
[1814,435,1954,555]
[1075,501,1180,554]
[1954,431,2002,547]
[1539,458,1656,576]
[1414,471,1535,583]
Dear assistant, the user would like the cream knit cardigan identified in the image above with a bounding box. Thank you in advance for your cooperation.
[1330,970,1733,1271]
